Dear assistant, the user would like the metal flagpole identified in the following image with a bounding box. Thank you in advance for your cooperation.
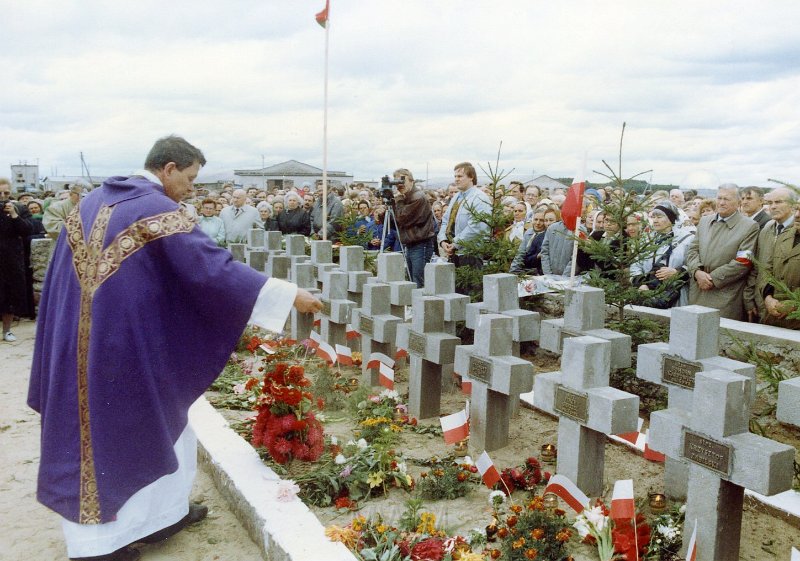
[321,7,330,240]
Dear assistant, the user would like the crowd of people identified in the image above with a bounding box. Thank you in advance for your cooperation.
[2,169,799,345]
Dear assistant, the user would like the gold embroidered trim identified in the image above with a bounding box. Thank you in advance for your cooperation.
[64,205,194,523]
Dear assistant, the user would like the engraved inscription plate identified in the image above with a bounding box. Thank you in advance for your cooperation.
[321,299,331,317]
[469,356,492,385]
[559,329,581,351]
[478,307,490,315]
[662,355,701,390]
[683,429,732,477]
[408,331,426,355]
[554,385,589,423]
[359,315,374,336]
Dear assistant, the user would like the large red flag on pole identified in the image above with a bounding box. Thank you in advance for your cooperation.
[315,0,329,28]
[562,165,586,232]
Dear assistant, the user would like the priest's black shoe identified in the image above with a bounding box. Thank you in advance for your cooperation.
[136,502,209,544]
[69,545,140,561]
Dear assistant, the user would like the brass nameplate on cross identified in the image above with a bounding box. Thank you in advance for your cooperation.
[554,385,589,423]
[468,356,492,384]
[662,355,701,390]
[683,429,732,477]
[408,331,426,355]
[359,315,374,337]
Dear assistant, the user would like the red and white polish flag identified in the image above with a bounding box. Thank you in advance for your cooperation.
[685,519,698,561]
[440,406,469,444]
[346,324,361,340]
[335,344,353,366]
[643,429,666,463]
[315,340,336,365]
[476,451,501,488]
[615,418,644,446]
[313,318,321,327]
[561,165,586,233]
[610,479,635,522]
[395,347,409,360]
[308,330,322,349]
[544,474,590,513]
[461,378,472,395]
[378,362,395,389]
[259,343,276,355]
[366,352,395,370]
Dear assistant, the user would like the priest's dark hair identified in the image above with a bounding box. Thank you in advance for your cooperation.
[144,135,207,172]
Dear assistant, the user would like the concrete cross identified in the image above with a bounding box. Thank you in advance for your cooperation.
[337,246,372,307]
[284,234,309,265]
[636,305,756,498]
[290,262,319,342]
[533,335,639,496]
[367,253,415,319]
[411,262,469,335]
[266,253,290,280]
[247,249,267,272]
[318,270,355,347]
[396,296,460,420]
[228,243,246,263]
[247,228,266,248]
[454,314,534,452]
[351,282,402,385]
[539,286,631,370]
[777,377,800,427]
[650,370,795,561]
[310,240,337,291]
[265,231,282,254]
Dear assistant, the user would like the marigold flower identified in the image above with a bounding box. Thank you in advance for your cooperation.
[497,528,509,539]
[530,528,545,540]
[489,549,501,559]
[524,548,538,559]
[512,537,526,549]
[555,529,572,542]
[507,515,518,527]
[510,504,523,514]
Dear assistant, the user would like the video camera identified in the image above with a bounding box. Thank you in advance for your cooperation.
[380,175,403,204]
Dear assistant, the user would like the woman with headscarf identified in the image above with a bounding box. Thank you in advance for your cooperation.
[630,201,695,308]
[277,191,311,235]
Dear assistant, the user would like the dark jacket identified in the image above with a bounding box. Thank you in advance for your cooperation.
[395,185,435,245]
[277,208,310,236]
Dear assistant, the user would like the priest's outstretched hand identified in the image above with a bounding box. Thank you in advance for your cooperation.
[294,288,323,314]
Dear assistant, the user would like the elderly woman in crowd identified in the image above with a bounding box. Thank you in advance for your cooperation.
[505,201,530,245]
[257,201,280,231]
[277,191,311,235]
[630,201,696,308]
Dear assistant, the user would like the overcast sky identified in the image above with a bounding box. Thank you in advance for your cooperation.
[3,1,799,188]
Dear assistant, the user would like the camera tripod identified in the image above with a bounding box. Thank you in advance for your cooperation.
[378,202,413,281]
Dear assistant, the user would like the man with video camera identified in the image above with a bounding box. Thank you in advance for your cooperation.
[389,168,435,288]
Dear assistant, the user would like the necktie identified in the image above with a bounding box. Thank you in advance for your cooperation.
[445,194,462,242]
[777,223,784,235]
[235,207,241,218]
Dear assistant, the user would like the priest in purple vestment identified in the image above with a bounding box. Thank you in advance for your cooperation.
[28,136,322,561]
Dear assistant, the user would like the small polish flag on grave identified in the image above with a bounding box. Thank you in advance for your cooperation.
[685,519,698,561]
[643,429,666,462]
[475,451,501,488]
[313,317,321,327]
[346,324,361,340]
[366,352,395,370]
[610,479,635,522]
[259,343,276,355]
[308,330,322,349]
[378,362,395,389]
[735,249,754,267]
[335,344,353,366]
[615,417,644,446]
[315,340,336,365]
[544,474,590,513]
[395,347,409,360]
[440,406,469,444]
[462,379,472,395]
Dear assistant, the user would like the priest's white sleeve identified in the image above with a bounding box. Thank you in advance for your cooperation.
[247,278,298,333]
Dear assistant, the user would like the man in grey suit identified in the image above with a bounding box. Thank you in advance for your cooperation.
[739,186,771,229]
[685,184,759,321]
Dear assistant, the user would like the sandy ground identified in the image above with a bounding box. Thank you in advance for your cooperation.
[0,319,264,561]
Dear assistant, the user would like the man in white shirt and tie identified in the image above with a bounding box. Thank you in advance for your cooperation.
[219,189,261,243]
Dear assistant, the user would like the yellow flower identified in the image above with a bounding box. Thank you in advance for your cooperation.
[367,471,385,488]
[458,553,485,561]
[416,512,437,534]
[325,525,359,548]
[376,524,387,534]
[351,515,367,532]
[405,474,413,487]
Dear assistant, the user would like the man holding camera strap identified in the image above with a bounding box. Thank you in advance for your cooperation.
[437,162,491,270]
[392,168,436,288]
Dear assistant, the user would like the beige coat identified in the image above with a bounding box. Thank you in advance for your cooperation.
[685,211,759,320]
[762,225,800,329]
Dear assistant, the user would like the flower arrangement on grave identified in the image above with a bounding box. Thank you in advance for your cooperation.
[497,456,551,495]
[416,458,480,500]
[251,361,325,464]
[573,498,651,561]
[645,504,685,561]
[355,389,419,444]
[326,500,482,561]
[294,437,413,508]
[485,492,574,561]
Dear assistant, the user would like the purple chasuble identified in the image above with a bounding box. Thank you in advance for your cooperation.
[28,176,268,524]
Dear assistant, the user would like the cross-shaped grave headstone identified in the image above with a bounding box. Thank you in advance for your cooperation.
[265,231,283,254]
[246,249,267,272]
[229,243,246,263]
[454,314,534,452]
[310,240,337,291]
[777,377,800,427]
[352,282,402,385]
[637,305,756,499]
[540,286,631,370]
[533,335,639,496]
[338,246,372,307]
[267,253,290,280]
[396,296,460,420]
[284,234,309,265]
[367,253,415,319]
[247,228,266,248]
[290,262,319,342]
[411,262,469,335]
[650,369,795,561]
[318,270,355,347]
